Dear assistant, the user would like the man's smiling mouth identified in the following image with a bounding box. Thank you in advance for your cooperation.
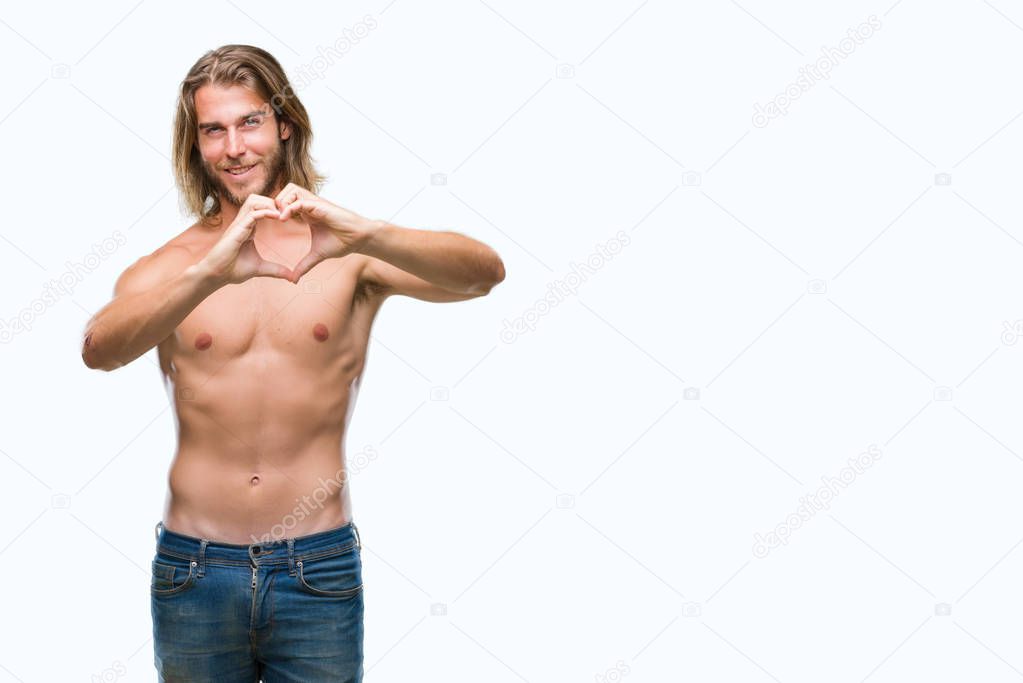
[225,164,256,177]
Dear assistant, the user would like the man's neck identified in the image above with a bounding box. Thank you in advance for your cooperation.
[214,195,243,229]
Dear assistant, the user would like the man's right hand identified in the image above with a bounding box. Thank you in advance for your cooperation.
[199,194,294,286]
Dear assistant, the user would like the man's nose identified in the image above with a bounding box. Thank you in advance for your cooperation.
[226,128,246,157]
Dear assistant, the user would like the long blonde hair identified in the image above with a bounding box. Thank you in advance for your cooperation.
[172,44,326,224]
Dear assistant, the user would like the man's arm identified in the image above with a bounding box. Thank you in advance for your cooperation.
[83,194,298,371]
[358,223,505,301]
[81,246,222,371]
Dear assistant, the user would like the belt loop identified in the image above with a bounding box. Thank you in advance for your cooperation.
[352,522,361,550]
[287,538,296,576]
[197,539,208,578]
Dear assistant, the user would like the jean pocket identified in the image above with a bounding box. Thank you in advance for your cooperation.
[296,547,363,598]
[151,555,197,595]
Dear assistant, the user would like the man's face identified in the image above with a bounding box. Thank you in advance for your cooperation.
[194,83,291,208]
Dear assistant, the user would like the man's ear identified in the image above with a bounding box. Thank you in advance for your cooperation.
[279,118,292,141]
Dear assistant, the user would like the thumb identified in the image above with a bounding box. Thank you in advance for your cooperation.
[255,258,294,282]
[290,249,326,283]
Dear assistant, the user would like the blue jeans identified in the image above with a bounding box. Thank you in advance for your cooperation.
[151,520,365,682]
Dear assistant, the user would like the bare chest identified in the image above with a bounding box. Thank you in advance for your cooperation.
[158,251,380,379]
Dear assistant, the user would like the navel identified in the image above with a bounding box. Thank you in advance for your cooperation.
[313,323,329,342]
[194,332,213,350]
[250,475,261,486]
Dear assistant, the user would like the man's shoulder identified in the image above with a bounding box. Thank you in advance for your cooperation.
[113,222,207,297]
[164,219,215,255]
[141,224,207,271]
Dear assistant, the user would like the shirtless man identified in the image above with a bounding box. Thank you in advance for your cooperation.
[81,44,504,683]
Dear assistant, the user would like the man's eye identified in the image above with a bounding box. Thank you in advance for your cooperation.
[205,127,222,134]
[246,117,261,126]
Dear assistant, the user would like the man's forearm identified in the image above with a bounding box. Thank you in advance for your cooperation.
[82,264,223,371]
[358,222,505,294]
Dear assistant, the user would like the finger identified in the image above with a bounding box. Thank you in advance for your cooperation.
[274,184,313,211]
[275,190,301,213]
[235,241,293,283]
[280,200,306,221]
[290,248,326,282]
[249,208,281,223]
[241,199,278,227]
[247,198,279,218]
[283,195,333,222]
[254,259,294,281]
[231,209,280,242]
[243,193,275,212]
[243,208,282,228]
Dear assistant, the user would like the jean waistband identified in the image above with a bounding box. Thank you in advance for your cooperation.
[153,520,361,574]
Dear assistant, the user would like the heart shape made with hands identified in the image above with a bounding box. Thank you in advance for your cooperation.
[246,186,371,285]
[244,214,321,286]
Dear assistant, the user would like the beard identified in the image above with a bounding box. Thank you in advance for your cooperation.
[203,141,287,208]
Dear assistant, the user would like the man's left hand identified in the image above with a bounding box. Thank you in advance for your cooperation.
[274,183,378,282]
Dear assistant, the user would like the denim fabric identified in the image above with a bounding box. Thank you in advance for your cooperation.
[151,521,364,682]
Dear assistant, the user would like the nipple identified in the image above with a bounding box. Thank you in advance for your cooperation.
[84,332,93,348]
[195,332,213,350]
[313,323,329,342]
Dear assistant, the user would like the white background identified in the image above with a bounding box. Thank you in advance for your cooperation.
[1,1,1022,681]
